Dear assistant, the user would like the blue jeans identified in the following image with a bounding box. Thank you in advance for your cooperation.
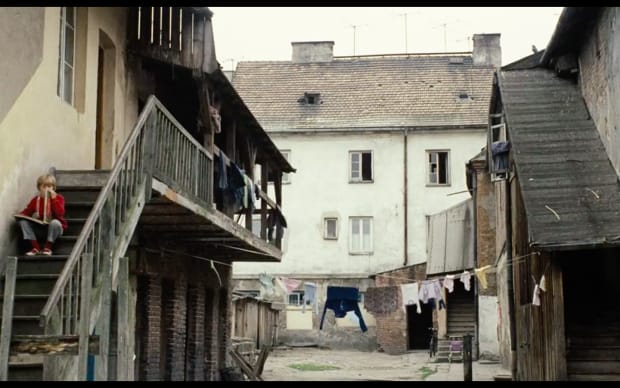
[18,219,64,243]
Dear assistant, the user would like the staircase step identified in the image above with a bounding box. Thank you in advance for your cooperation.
[64,202,96,218]
[9,316,44,335]
[15,256,68,275]
[53,236,79,255]
[55,169,110,188]
[59,188,102,203]
[65,218,87,236]
[0,295,48,316]
[13,274,59,294]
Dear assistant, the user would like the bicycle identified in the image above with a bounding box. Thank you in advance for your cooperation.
[428,327,438,358]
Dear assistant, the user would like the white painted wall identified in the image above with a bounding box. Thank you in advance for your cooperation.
[0,7,138,260]
[407,130,487,265]
[478,295,500,357]
[234,128,486,277]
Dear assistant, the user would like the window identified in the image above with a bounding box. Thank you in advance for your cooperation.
[281,150,291,184]
[427,150,450,185]
[350,151,373,182]
[298,92,321,105]
[58,7,76,105]
[349,217,373,254]
[324,217,338,240]
[288,291,305,306]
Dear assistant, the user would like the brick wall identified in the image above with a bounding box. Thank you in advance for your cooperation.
[374,263,427,355]
[204,287,217,380]
[139,275,162,381]
[217,263,233,373]
[164,275,187,381]
[474,161,497,296]
[186,282,205,381]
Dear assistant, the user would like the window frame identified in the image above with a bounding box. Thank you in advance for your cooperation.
[324,217,338,240]
[426,149,451,186]
[349,216,373,254]
[58,6,76,105]
[288,291,305,306]
[349,150,373,183]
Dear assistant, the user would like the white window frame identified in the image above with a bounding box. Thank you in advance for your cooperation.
[349,216,373,254]
[58,7,76,105]
[288,291,305,306]
[426,150,450,186]
[324,217,338,240]
[349,150,373,183]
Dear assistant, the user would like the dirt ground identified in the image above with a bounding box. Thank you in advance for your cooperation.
[259,346,509,381]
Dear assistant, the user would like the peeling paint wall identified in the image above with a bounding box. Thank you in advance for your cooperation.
[478,295,499,359]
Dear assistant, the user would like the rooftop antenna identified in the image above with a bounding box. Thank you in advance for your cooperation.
[349,23,367,55]
[398,12,408,53]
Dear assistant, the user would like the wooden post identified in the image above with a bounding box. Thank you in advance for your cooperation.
[260,162,268,241]
[95,248,113,381]
[0,257,17,381]
[78,253,94,380]
[274,172,283,249]
[463,334,473,381]
[116,257,130,381]
[143,111,158,202]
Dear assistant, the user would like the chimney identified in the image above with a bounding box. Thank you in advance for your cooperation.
[291,41,334,63]
[472,33,501,68]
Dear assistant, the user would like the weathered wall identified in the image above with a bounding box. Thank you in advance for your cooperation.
[478,295,499,359]
[495,251,512,370]
[579,8,620,176]
[374,263,427,355]
[0,7,139,264]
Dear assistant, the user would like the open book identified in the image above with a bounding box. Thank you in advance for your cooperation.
[14,214,49,225]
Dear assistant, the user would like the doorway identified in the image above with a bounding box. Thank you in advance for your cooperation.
[407,302,433,350]
[95,31,116,169]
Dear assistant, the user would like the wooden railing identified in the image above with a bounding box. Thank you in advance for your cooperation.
[0,257,17,380]
[39,95,213,378]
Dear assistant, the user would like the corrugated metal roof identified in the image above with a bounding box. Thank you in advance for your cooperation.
[426,199,474,275]
[500,68,620,250]
[232,55,494,132]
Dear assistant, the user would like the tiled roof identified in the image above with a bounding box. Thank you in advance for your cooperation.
[500,68,620,250]
[232,54,495,131]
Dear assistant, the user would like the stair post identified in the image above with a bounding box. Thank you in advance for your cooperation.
[142,111,158,203]
[78,253,93,380]
[0,257,18,381]
[116,257,130,381]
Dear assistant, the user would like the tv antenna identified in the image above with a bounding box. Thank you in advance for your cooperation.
[349,24,367,55]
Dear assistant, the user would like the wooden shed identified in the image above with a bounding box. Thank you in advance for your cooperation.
[232,294,284,351]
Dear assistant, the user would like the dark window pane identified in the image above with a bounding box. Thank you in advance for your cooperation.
[362,152,372,181]
[438,152,448,184]
[64,25,74,65]
[66,7,75,27]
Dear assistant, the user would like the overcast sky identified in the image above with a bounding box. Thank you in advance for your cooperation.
[210,7,563,71]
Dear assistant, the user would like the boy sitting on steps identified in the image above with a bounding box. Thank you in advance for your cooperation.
[16,174,68,256]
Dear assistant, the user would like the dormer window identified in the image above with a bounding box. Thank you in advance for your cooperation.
[298,92,321,105]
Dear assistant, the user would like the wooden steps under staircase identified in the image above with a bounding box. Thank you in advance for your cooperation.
[0,170,107,380]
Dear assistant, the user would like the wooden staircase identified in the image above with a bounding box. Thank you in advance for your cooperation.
[0,171,107,380]
[566,319,620,381]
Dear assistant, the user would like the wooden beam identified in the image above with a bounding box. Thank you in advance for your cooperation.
[0,257,17,381]
[229,348,262,381]
[78,253,93,380]
[116,257,130,381]
[10,335,100,356]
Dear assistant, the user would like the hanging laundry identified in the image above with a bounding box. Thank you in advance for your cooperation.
[302,282,317,314]
[460,271,472,291]
[320,286,367,332]
[272,277,288,300]
[532,284,541,306]
[400,283,421,314]
[539,275,547,292]
[419,282,433,303]
[216,153,228,190]
[432,279,443,302]
[475,265,493,290]
[259,273,276,300]
[443,275,455,293]
[363,286,399,315]
[279,277,302,294]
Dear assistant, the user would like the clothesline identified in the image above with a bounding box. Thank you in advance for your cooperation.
[144,247,230,286]
[375,251,542,285]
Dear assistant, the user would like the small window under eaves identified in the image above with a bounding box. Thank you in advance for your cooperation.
[457,92,472,101]
[299,92,321,105]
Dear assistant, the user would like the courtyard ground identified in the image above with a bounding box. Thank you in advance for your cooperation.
[260,346,512,381]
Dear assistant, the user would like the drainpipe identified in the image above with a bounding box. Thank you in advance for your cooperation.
[505,173,517,379]
[403,128,409,266]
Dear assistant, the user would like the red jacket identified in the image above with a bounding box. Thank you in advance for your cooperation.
[20,194,68,230]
